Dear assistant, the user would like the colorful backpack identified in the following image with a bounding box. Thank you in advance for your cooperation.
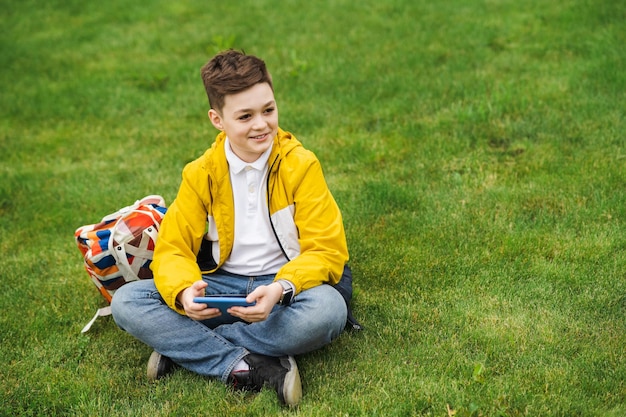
[75,195,167,332]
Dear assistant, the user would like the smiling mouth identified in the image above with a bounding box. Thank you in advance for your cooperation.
[250,133,268,140]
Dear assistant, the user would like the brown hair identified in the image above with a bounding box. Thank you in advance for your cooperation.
[200,50,273,112]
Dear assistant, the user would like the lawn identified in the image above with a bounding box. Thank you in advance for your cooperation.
[1,0,625,415]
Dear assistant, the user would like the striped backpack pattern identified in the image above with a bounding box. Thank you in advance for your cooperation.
[75,195,167,331]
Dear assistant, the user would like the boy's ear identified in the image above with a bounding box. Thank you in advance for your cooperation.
[208,109,224,131]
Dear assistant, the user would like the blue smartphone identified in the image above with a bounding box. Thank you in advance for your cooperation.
[193,295,255,315]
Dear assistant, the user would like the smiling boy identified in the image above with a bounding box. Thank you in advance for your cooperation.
[110,50,352,407]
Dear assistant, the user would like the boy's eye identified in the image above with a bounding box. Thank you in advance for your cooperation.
[237,107,274,121]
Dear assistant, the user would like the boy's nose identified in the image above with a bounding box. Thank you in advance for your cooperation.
[251,114,267,129]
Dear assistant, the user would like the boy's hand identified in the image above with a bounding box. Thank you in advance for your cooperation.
[228,282,283,323]
[177,280,222,321]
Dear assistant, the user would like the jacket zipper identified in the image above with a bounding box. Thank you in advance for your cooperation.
[266,153,291,262]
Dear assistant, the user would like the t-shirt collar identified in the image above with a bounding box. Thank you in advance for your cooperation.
[224,137,273,174]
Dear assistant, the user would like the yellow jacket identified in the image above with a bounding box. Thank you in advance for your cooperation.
[152,128,349,314]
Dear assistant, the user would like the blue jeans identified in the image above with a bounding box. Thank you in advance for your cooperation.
[110,271,347,383]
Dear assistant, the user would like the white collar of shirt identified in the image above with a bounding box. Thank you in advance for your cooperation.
[224,137,273,173]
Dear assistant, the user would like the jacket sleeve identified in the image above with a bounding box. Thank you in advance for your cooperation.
[275,153,349,293]
[152,160,210,313]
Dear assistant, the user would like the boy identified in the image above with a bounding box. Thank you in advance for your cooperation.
[111,50,351,407]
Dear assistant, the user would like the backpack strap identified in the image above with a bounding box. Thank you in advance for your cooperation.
[113,214,160,280]
[81,306,112,333]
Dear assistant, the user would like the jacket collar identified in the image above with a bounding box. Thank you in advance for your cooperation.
[208,127,302,176]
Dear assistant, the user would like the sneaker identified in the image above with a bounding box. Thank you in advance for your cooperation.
[146,351,176,380]
[230,354,302,406]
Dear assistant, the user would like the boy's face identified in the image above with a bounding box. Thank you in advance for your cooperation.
[208,82,278,163]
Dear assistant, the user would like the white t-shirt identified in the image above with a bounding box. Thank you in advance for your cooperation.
[221,138,286,275]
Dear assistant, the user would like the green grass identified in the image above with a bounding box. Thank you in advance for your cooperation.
[1,0,625,415]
